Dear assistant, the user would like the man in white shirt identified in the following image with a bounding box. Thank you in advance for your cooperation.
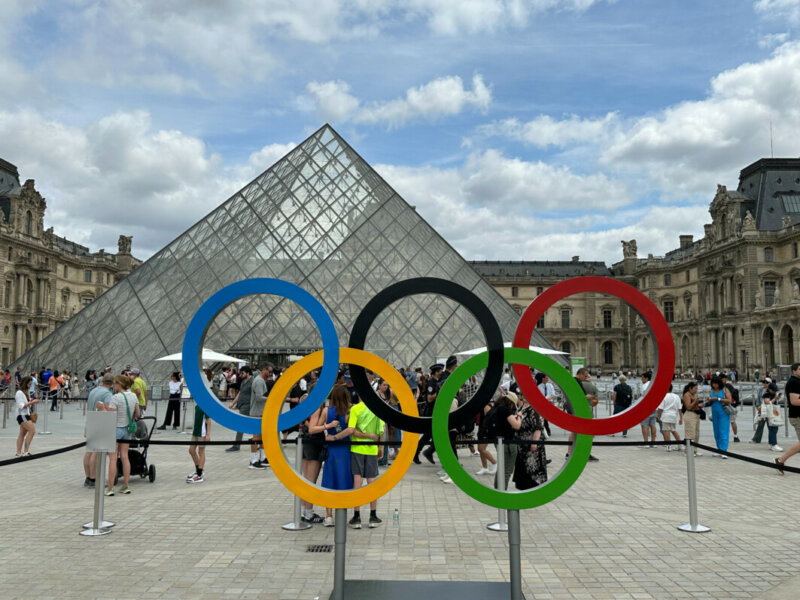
[656,384,682,451]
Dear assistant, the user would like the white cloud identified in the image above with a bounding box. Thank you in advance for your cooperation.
[476,113,619,148]
[0,109,294,258]
[305,80,361,122]
[758,31,790,49]
[755,0,800,25]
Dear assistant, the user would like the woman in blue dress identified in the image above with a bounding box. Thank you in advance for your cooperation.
[708,376,732,457]
[321,385,353,527]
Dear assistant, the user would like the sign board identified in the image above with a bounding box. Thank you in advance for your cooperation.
[85,411,117,453]
[150,385,163,401]
[570,357,586,376]
[777,365,791,383]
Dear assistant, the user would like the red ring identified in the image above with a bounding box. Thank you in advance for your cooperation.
[512,276,675,436]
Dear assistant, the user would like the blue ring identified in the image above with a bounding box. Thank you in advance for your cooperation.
[182,278,339,434]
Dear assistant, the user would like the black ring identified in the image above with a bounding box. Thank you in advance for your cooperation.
[348,277,505,435]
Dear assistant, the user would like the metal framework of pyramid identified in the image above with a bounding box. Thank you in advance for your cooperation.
[13,125,555,383]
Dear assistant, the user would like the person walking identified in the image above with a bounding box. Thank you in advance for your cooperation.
[247,365,268,469]
[775,363,800,474]
[638,372,657,448]
[15,376,38,456]
[186,370,213,483]
[158,372,182,430]
[611,374,633,437]
[226,367,251,453]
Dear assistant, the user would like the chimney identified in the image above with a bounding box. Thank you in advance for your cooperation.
[679,235,693,249]
[571,256,579,262]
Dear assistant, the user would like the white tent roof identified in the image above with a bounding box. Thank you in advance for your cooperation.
[454,342,567,356]
[156,347,248,365]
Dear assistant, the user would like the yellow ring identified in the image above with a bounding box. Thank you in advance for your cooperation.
[262,347,420,509]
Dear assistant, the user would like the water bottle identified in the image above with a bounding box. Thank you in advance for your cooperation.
[392,508,399,528]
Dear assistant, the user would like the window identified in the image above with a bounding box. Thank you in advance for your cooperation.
[764,281,776,307]
[106,273,110,285]
[6,247,11,261]
[63,265,68,278]
[84,270,92,283]
[603,341,613,365]
[794,242,798,259]
[536,315,545,329]
[764,247,774,262]
[4,280,10,308]
[664,301,674,323]
[781,194,800,212]
[603,310,612,329]
[511,286,518,298]
[664,274,672,286]
[738,283,743,311]
[536,286,543,295]
[561,310,570,329]
[81,297,93,307]
[561,341,571,355]
[24,211,32,235]
[686,270,691,283]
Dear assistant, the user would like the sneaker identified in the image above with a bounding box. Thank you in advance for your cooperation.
[471,450,480,456]
[712,453,719,457]
[104,488,114,496]
[323,516,334,527]
[259,460,270,468]
[441,476,453,484]
[666,446,672,452]
[348,514,362,529]
[186,471,197,481]
[439,474,449,481]
[86,479,95,488]
[622,433,627,438]
[413,456,421,465]
[694,451,703,457]
[422,447,435,464]
[302,513,324,524]
[186,474,204,484]
[249,461,266,469]
[84,477,92,487]
[720,455,728,460]
[15,453,22,457]
[649,444,656,448]
[156,425,167,430]
[588,455,599,462]
[771,445,784,452]
[734,437,740,443]
[476,467,490,476]
[121,486,131,494]
[368,514,382,528]
[488,464,497,474]
[225,446,240,452]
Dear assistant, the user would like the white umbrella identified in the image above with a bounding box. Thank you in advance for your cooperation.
[156,347,248,365]
[454,342,567,356]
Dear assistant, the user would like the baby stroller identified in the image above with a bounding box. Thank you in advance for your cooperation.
[116,416,156,484]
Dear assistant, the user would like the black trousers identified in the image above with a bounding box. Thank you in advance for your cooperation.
[163,396,181,426]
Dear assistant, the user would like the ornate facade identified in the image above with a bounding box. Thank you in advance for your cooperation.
[0,158,139,366]
[472,158,800,378]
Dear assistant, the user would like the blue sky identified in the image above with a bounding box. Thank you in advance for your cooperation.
[1,0,799,264]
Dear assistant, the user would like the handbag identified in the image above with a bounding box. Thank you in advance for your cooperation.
[723,403,736,417]
[124,393,138,435]
[767,403,783,427]
[29,405,38,423]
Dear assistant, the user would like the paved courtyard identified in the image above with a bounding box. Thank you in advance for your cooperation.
[1,398,799,600]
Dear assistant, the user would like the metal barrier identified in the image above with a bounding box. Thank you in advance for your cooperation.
[487,438,508,532]
[282,436,312,531]
[677,438,710,533]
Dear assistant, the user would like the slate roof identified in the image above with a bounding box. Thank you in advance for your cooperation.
[469,260,611,278]
[737,158,800,230]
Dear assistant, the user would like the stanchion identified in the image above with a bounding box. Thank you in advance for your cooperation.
[508,509,522,600]
[487,438,508,532]
[39,396,52,435]
[83,397,87,416]
[80,452,114,535]
[179,400,189,434]
[2,398,7,429]
[59,392,64,420]
[332,507,347,600]
[282,436,312,531]
[677,438,710,533]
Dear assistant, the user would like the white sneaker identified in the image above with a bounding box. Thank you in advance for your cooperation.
[476,467,489,475]
[694,451,703,457]
[721,455,728,459]
[488,464,498,474]
[666,446,672,452]
[441,476,453,484]
[323,516,334,527]
[471,450,480,456]
[771,445,784,452]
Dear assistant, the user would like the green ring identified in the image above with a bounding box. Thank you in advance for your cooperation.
[432,347,594,510]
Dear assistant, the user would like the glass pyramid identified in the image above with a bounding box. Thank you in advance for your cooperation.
[13,125,556,383]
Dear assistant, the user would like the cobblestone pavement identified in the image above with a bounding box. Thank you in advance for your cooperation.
[1,399,799,599]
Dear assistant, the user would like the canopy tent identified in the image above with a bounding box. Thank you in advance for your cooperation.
[156,348,248,365]
[454,342,567,357]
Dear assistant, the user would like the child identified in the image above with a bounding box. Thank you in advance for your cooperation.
[657,384,683,451]
[186,370,213,483]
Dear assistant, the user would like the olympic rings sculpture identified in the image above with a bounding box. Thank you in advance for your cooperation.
[183,276,675,510]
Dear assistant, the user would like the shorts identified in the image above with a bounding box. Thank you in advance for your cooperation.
[16,415,30,425]
[302,436,327,461]
[790,417,800,440]
[350,453,379,478]
[192,418,207,438]
[116,426,131,442]
[641,415,657,427]
[661,422,677,432]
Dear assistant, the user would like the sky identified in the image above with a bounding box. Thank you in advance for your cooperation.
[1,0,799,265]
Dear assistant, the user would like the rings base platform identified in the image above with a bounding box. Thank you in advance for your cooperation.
[328,580,526,599]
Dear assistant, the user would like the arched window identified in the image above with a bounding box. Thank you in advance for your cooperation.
[561,341,571,355]
[25,279,33,309]
[603,341,614,365]
[24,211,32,235]
[4,280,11,308]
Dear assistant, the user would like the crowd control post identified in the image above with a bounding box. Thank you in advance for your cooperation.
[487,437,508,532]
[81,411,117,536]
[282,436,312,531]
[677,438,710,533]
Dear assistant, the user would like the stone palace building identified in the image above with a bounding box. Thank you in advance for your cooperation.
[472,158,800,378]
[0,158,139,366]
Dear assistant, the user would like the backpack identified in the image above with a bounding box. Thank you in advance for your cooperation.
[479,405,501,441]
[124,393,138,435]
[615,383,633,408]
[727,383,740,407]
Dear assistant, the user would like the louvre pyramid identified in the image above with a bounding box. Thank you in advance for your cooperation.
[13,125,555,383]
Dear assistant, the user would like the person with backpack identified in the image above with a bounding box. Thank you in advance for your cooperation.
[98,375,140,496]
[611,374,634,438]
[475,398,498,476]
[490,392,522,490]
[720,373,741,443]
